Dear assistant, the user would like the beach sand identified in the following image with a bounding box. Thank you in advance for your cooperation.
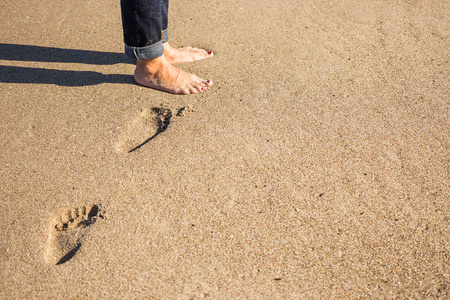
[0,0,449,298]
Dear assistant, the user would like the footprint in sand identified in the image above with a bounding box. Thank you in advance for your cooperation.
[115,107,172,153]
[176,104,195,116]
[44,204,104,265]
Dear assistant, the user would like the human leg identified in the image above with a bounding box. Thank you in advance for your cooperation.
[120,0,213,94]
[120,0,165,60]
[161,0,169,43]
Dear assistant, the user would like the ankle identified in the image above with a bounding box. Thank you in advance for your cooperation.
[136,56,165,74]
[163,44,175,58]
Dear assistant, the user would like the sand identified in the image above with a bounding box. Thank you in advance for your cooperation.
[0,0,449,298]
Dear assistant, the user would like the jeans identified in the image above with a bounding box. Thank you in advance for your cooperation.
[120,0,169,60]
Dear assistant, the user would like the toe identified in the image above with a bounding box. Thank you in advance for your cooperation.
[205,79,213,87]
[180,87,190,95]
[188,85,199,94]
[193,83,205,92]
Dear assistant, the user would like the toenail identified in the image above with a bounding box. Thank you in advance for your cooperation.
[208,51,212,55]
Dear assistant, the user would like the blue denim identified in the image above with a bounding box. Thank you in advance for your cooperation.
[121,0,169,60]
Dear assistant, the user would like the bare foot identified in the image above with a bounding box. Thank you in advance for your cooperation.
[134,56,213,95]
[163,42,214,64]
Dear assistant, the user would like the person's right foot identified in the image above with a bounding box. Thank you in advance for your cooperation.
[134,56,212,95]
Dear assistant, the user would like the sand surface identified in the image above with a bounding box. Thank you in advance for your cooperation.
[1,0,449,298]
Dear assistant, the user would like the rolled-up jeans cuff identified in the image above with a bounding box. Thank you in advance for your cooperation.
[162,28,169,43]
[124,40,164,60]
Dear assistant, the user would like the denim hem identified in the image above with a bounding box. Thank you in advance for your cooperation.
[162,28,169,43]
[124,41,164,60]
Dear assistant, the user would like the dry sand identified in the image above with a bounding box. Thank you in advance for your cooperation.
[0,0,449,298]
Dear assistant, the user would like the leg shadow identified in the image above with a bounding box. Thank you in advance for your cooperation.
[0,43,131,65]
[0,65,132,86]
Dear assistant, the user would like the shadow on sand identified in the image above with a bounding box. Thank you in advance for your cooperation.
[0,43,134,86]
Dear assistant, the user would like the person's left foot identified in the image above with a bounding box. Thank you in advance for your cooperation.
[163,42,214,64]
